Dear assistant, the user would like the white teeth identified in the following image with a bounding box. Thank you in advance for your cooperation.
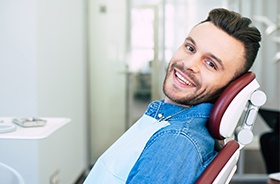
[176,72,194,86]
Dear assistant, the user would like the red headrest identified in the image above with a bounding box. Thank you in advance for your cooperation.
[208,72,257,140]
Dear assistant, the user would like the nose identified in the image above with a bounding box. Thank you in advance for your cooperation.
[183,54,201,73]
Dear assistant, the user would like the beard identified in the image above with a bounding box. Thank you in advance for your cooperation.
[162,62,224,106]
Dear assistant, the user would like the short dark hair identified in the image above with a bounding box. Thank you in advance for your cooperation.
[201,8,261,78]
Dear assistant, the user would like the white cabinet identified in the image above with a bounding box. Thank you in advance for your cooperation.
[0,118,77,184]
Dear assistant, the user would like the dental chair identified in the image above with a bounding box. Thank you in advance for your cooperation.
[196,72,267,184]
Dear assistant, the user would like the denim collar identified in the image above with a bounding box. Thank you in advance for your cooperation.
[145,100,213,121]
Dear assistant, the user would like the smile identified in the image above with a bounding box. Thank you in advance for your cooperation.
[175,71,195,87]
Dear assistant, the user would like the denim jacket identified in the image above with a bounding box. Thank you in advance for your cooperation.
[84,100,217,184]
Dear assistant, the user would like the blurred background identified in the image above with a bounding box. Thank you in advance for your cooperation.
[0,0,279,183]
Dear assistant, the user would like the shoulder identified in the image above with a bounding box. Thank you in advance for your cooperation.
[127,128,208,183]
[143,126,203,162]
[145,121,216,164]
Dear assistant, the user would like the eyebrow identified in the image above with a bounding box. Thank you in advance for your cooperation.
[185,36,225,70]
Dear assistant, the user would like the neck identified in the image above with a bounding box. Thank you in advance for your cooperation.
[164,96,191,108]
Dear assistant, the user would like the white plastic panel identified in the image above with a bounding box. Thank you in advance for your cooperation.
[220,79,260,138]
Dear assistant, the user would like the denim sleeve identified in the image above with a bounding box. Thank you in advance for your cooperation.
[126,130,205,184]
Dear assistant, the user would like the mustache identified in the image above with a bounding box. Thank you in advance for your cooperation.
[170,62,200,87]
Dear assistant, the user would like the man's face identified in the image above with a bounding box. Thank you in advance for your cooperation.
[163,22,245,107]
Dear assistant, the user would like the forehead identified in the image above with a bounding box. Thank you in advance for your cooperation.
[189,22,245,72]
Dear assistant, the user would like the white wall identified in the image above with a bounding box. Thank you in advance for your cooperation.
[88,0,127,162]
[0,0,88,182]
[0,0,38,116]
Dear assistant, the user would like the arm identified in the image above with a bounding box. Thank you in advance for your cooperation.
[126,130,204,184]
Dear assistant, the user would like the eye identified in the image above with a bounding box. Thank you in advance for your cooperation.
[185,45,195,52]
[206,60,217,70]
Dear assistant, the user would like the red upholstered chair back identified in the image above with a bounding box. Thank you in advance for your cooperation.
[196,72,266,184]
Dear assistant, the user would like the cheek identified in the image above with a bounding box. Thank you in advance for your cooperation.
[201,74,232,94]
[200,74,223,91]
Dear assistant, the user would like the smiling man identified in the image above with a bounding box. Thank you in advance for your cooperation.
[163,21,245,107]
[84,8,261,184]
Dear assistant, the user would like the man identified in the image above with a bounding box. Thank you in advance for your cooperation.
[84,8,261,183]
